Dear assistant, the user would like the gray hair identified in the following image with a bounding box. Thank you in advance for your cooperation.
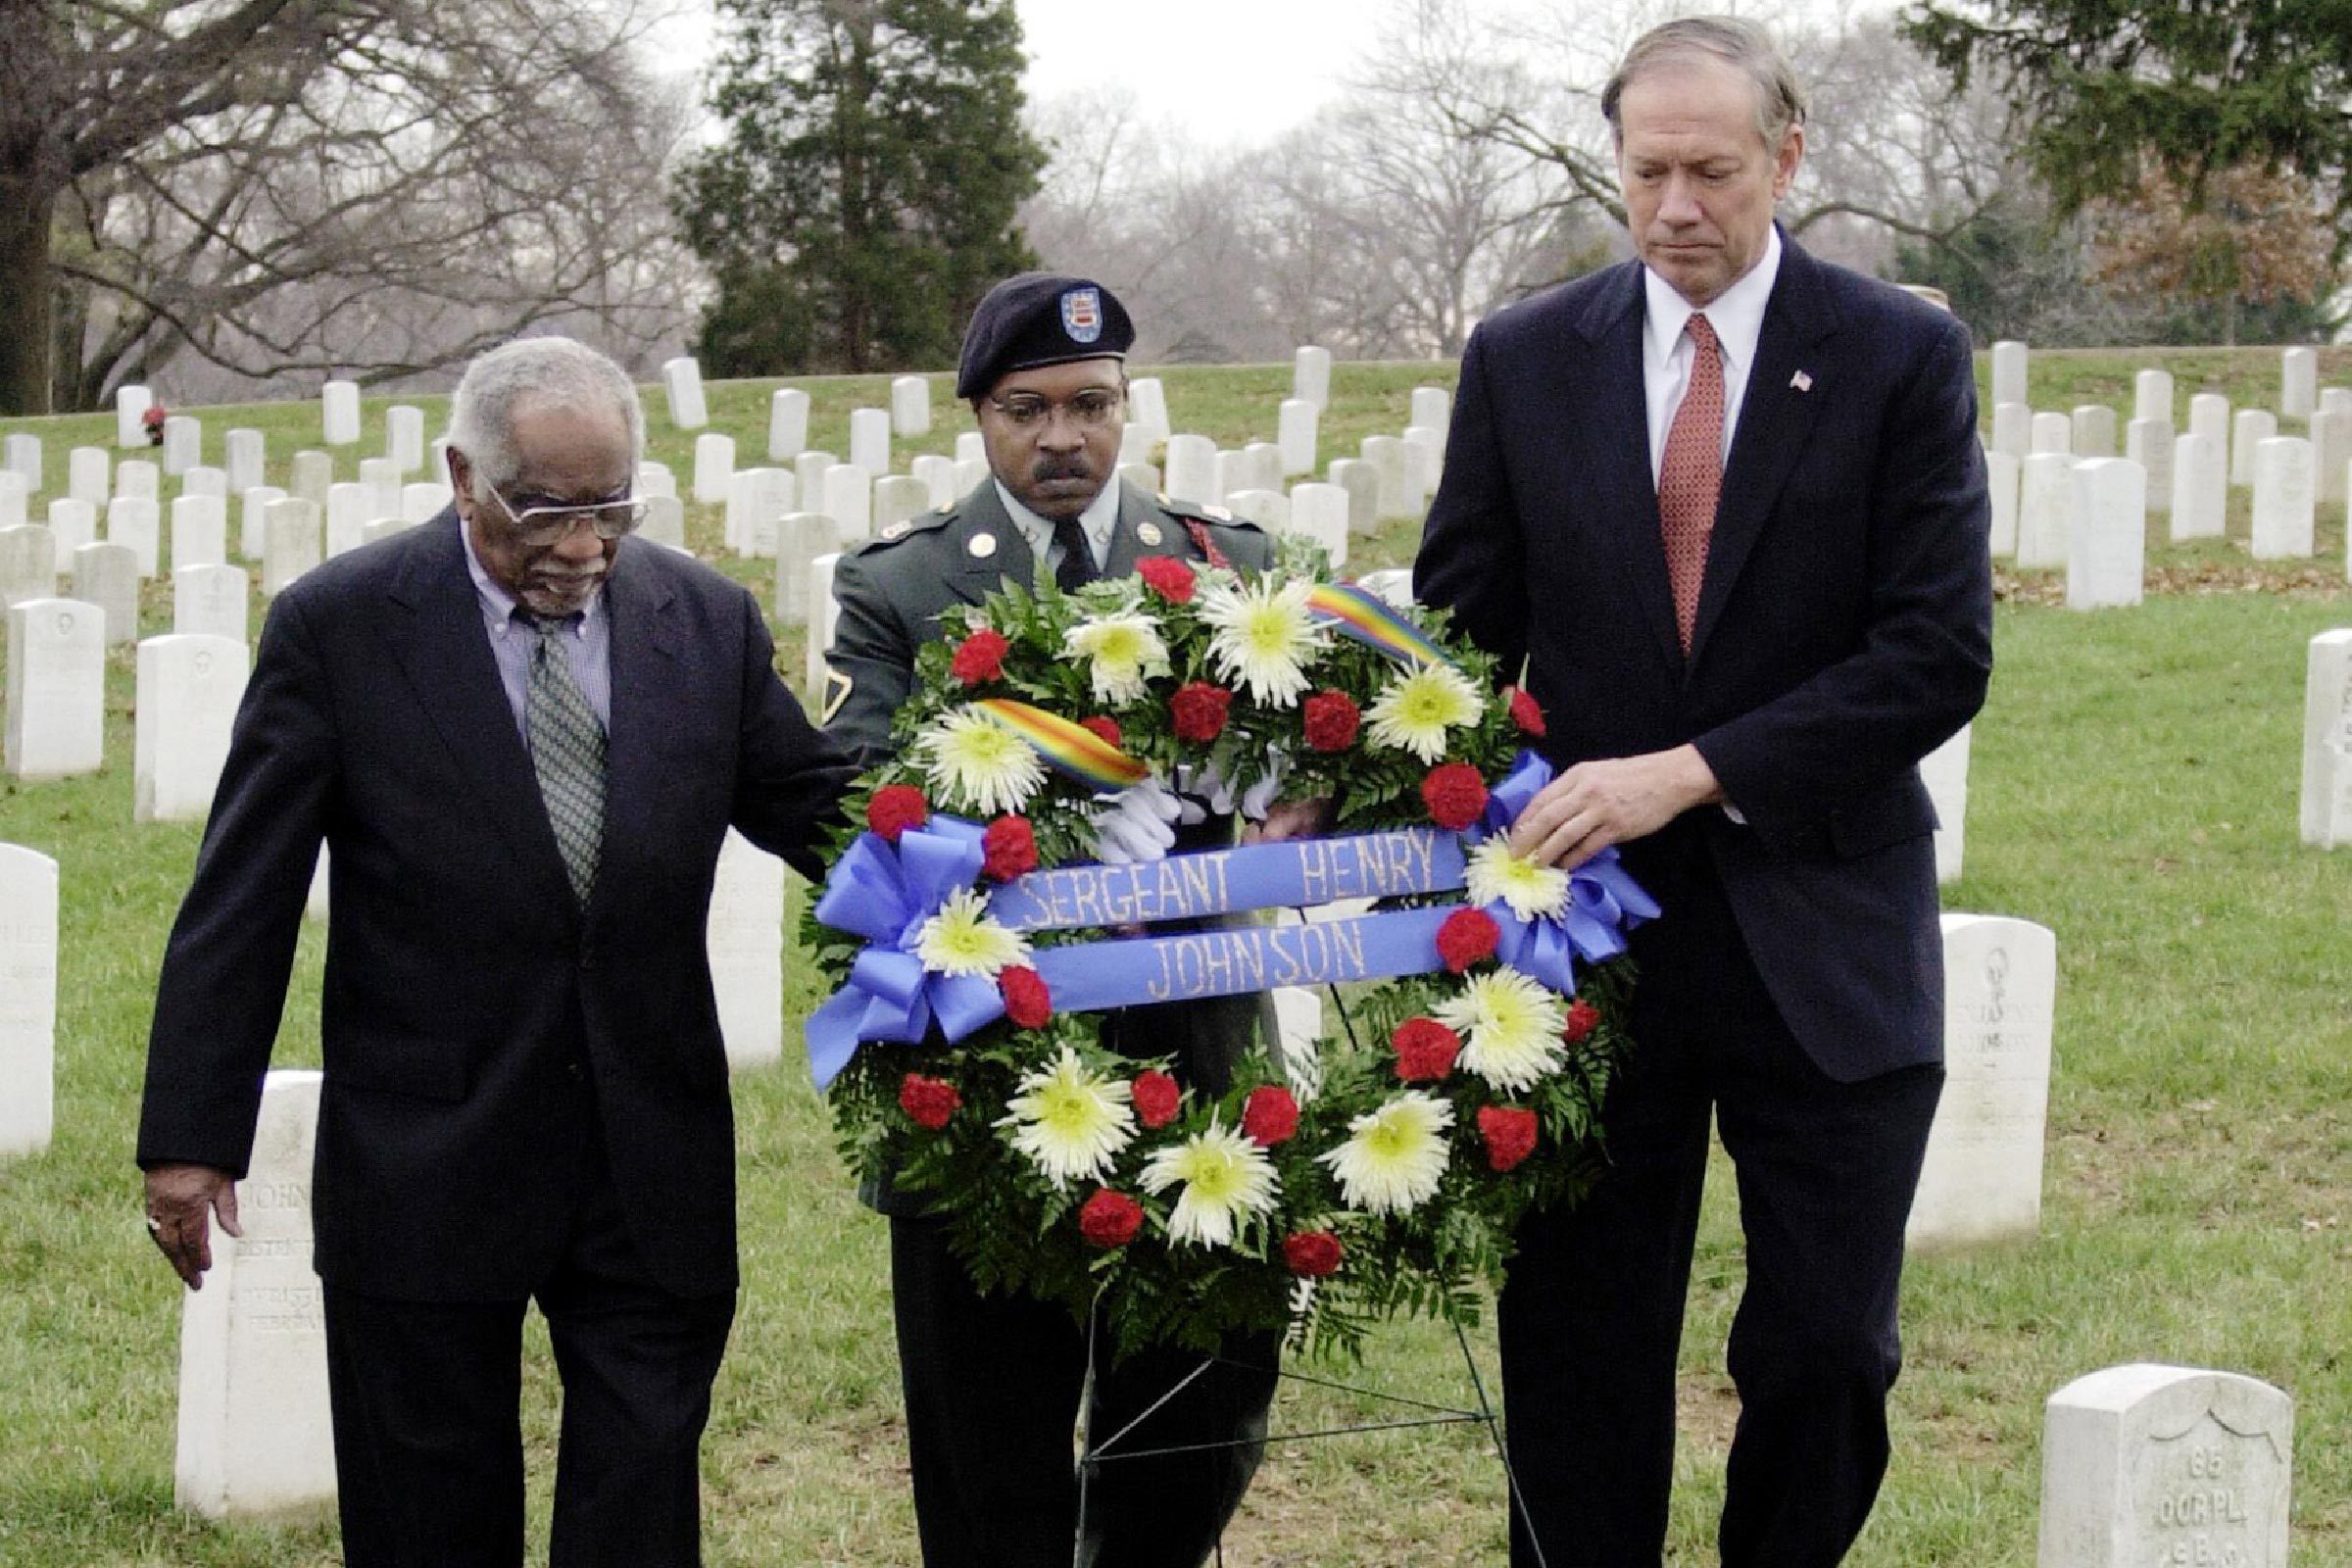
[445,336,645,496]
[1601,17,1807,152]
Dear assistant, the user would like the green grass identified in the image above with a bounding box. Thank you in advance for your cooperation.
[1,356,2349,1565]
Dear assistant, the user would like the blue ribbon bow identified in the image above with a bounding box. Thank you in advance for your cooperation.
[805,815,1008,1090]
[1473,751,1663,995]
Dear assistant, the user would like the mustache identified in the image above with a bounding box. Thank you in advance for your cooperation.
[1030,456,1096,483]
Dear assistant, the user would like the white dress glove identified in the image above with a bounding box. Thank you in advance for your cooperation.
[1089,778,1183,864]
[1184,752,1285,821]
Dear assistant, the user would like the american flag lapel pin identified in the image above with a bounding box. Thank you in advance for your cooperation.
[1790,370,1814,392]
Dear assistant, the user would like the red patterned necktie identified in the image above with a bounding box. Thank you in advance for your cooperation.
[1658,313,1723,653]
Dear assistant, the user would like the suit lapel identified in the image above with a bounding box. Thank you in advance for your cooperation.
[591,539,682,923]
[1568,265,1686,675]
[1690,236,1838,663]
[1103,480,1179,575]
[384,515,575,912]
[944,482,1041,603]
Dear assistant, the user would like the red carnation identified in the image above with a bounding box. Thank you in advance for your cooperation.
[142,406,168,443]
[1137,556,1198,604]
[1421,763,1489,831]
[1281,1230,1344,1277]
[950,627,1010,686]
[999,965,1053,1029]
[899,1072,961,1131]
[1436,907,1499,974]
[866,785,929,844]
[1078,1189,1145,1250]
[1170,681,1232,744]
[1561,998,1600,1045]
[1240,1085,1299,1148]
[1079,715,1123,748]
[982,814,1038,881]
[1131,1069,1181,1129]
[1506,686,1548,738]
[1392,1017,1463,1082]
[1300,689,1361,753]
[1478,1105,1540,1172]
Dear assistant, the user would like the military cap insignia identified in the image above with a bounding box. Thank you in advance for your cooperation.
[1061,287,1103,343]
[821,667,854,725]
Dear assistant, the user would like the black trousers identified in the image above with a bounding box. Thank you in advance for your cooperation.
[890,1214,1280,1568]
[321,1130,736,1568]
[1497,837,1943,1568]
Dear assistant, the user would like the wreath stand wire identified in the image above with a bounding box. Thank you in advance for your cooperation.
[1069,967,1554,1568]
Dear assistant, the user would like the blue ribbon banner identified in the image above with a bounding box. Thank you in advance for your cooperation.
[806,752,1659,1090]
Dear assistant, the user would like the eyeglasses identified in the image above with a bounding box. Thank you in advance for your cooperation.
[484,481,647,547]
[987,389,1125,430]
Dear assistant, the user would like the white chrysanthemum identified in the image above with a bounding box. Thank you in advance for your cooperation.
[1319,1091,1454,1215]
[912,887,1030,978]
[1434,969,1568,1094]
[1138,1115,1281,1249]
[998,1046,1136,1189]
[1365,662,1486,763]
[1063,612,1172,705]
[915,708,1047,816]
[1464,838,1571,922]
[1197,577,1328,708]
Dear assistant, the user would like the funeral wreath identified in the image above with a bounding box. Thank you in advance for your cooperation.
[803,550,1658,1359]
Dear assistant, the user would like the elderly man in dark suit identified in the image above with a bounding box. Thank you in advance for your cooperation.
[823,273,1281,1568]
[137,336,856,1567]
[1414,18,1993,1567]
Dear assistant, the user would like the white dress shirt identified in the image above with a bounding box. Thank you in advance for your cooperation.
[1642,226,1783,486]
[994,477,1121,575]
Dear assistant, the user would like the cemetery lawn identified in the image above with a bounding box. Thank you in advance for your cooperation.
[0,355,2348,1565]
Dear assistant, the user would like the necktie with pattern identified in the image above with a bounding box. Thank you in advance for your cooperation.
[1052,514,1097,593]
[521,612,607,905]
[1658,312,1724,653]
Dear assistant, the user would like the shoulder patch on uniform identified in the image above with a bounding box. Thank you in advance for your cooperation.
[820,667,854,725]
[1159,494,1266,538]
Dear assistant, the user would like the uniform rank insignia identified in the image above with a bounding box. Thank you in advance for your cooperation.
[821,667,854,725]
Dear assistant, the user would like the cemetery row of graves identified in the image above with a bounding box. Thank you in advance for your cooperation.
[0,346,2344,1563]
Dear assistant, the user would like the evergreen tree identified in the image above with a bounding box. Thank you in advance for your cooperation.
[678,0,1045,377]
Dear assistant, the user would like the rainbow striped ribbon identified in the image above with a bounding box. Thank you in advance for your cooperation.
[975,698,1151,791]
[1306,581,1451,667]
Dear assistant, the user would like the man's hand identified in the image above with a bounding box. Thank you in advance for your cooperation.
[144,1162,241,1290]
[1090,779,1183,864]
[1246,796,1336,845]
[1507,746,1722,871]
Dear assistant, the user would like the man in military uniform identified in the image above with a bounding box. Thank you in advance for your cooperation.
[823,273,1282,1568]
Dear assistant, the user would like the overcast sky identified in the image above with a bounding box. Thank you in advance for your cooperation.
[1013,0,1364,145]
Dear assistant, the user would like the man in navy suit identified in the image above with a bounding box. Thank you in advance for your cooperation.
[137,337,856,1566]
[1414,18,1992,1566]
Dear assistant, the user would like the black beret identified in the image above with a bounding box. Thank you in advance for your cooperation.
[956,272,1134,399]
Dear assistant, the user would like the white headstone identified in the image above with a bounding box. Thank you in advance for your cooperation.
[384,405,424,473]
[320,380,362,446]
[239,487,285,562]
[2031,413,2073,456]
[117,384,153,448]
[821,463,872,542]
[2132,368,2174,428]
[955,429,987,466]
[2124,417,2174,513]
[5,599,105,778]
[135,633,249,822]
[708,829,786,1072]
[873,474,929,535]
[288,450,332,510]
[171,495,228,571]
[162,416,202,477]
[1990,403,2033,460]
[74,543,139,647]
[3,434,39,495]
[767,388,810,462]
[263,499,322,597]
[1920,723,1970,885]
[1361,436,1416,521]
[806,552,842,699]
[2281,347,2318,418]
[0,844,58,1160]
[400,482,451,523]
[1906,913,2056,1252]
[1275,399,1319,478]
[637,495,687,553]
[1213,450,1253,505]
[891,375,931,437]
[849,408,893,476]
[2187,393,2230,473]
[1990,341,2028,408]
[911,454,958,510]
[174,1069,338,1519]
[182,466,228,502]
[174,564,250,643]
[356,458,401,524]
[1163,434,1218,506]
[2066,459,2145,610]
[775,514,842,627]
[1271,986,1324,1096]
[117,460,160,503]
[1402,426,1446,499]
[2016,452,2076,569]
[1355,567,1413,610]
[1327,459,1378,536]
[1116,421,1152,468]
[2170,433,2225,541]
[793,451,836,514]
[2250,437,2315,559]
[693,434,736,505]
[1410,385,1451,434]
[1290,483,1349,569]
[0,525,55,608]
[109,495,161,578]
[2301,628,2352,849]
[662,357,709,429]
[1127,378,1170,443]
[324,483,368,559]
[2231,411,2277,486]
[2038,1364,2292,1568]
[1224,488,1290,534]
[726,467,794,558]
[2307,409,2352,505]
[954,456,990,496]
[1115,462,1159,495]
[1293,346,1332,409]
[46,500,95,572]
[636,461,676,502]
[1985,451,2021,558]
[2323,387,2352,419]
[69,447,110,510]
[0,474,23,531]
[359,518,408,548]
[2071,405,2118,460]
